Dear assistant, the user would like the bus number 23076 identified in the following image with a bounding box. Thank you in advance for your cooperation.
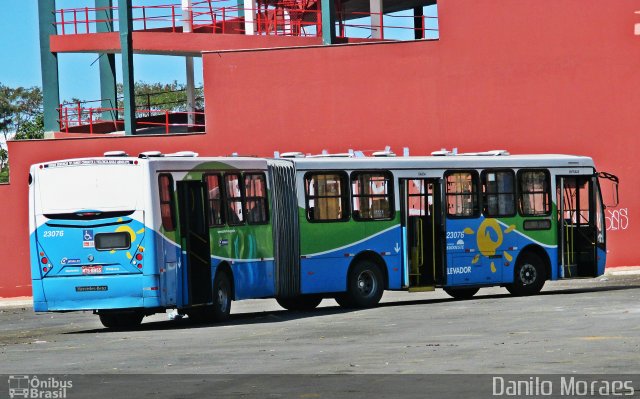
[43,230,64,238]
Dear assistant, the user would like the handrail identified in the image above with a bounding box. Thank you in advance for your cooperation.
[336,10,438,40]
[53,1,439,40]
[57,106,205,135]
[54,2,322,37]
[59,87,204,111]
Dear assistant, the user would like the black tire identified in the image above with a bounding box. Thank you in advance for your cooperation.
[276,295,323,311]
[187,271,232,323]
[99,311,144,329]
[337,261,384,309]
[443,287,479,300]
[506,252,547,296]
[211,270,232,321]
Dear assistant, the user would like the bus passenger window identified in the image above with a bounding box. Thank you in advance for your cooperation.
[445,171,479,218]
[225,174,244,225]
[305,173,348,222]
[244,173,268,224]
[351,172,393,220]
[518,170,550,216]
[158,174,176,231]
[204,174,224,226]
[482,170,515,217]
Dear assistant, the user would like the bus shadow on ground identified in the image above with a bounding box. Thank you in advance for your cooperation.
[65,283,640,334]
[377,283,640,309]
[66,306,353,334]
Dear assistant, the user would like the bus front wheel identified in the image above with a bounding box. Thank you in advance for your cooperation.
[276,295,323,311]
[99,311,144,329]
[336,261,384,309]
[506,252,547,296]
[443,287,479,300]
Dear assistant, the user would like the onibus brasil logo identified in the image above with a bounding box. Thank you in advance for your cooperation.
[8,375,72,398]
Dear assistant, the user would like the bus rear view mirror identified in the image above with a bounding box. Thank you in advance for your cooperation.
[598,172,619,208]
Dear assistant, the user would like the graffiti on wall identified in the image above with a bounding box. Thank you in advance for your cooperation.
[606,208,629,231]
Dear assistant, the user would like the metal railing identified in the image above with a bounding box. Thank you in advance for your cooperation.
[58,105,205,135]
[53,1,439,40]
[54,1,321,37]
[57,88,206,134]
[336,9,439,40]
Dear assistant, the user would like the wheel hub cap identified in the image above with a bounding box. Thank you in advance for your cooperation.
[357,271,376,297]
[520,264,536,285]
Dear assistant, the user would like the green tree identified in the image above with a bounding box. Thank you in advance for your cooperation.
[0,147,7,170]
[0,147,8,184]
[0,146,8,183]
[0,84,43,143]
[0,84,44,183]
[13,113,44,140]
[117,81,204,112]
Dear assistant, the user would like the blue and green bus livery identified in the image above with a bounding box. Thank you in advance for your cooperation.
[29,151,617,328]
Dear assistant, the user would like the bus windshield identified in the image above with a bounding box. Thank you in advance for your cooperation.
[36,164,142,214]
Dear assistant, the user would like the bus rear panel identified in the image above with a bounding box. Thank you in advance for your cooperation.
[29,159,158,312]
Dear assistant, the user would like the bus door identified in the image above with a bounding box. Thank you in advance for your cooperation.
[556,176,598,278]
[177,181,213,305]
[401,178,445,290]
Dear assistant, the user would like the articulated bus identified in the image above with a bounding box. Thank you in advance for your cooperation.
[29,150,618,328]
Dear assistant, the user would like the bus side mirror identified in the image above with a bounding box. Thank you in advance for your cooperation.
[598,172,619,208]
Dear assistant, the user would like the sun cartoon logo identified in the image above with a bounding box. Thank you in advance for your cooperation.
[110,219,145,258]
[463,219,515,273]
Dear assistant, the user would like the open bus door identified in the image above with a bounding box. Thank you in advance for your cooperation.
[177,181,213,306]
[401,178,446,291]
[556,175,604,278]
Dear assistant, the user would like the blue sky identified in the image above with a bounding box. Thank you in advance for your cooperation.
[1,2,42,91]
[0,1,203,102]
[0,1,436,102]
[0,1,436,149]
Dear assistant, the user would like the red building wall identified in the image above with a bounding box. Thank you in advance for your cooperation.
[1,134,207,297]
[203,0,638,266]
[1,0,638,297]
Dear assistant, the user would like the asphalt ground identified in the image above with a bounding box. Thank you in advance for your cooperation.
[1,273,639,377]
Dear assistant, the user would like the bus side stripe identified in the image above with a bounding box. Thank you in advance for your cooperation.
[304,224,401,258]
[496,220,556,249]
[211,255,275,263]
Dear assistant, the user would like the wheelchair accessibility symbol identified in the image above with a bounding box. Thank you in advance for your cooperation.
[83,229,94,248]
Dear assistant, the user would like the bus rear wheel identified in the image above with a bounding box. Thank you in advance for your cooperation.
[211,270,232,321]
[336,261,384,309]
[506,252,547,296]
[187,271,232,323]
[443,287,479,300]
[99,311,144,329]
[276,295,323,311]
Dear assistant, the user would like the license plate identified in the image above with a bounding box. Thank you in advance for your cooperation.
[82,266,102,275]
